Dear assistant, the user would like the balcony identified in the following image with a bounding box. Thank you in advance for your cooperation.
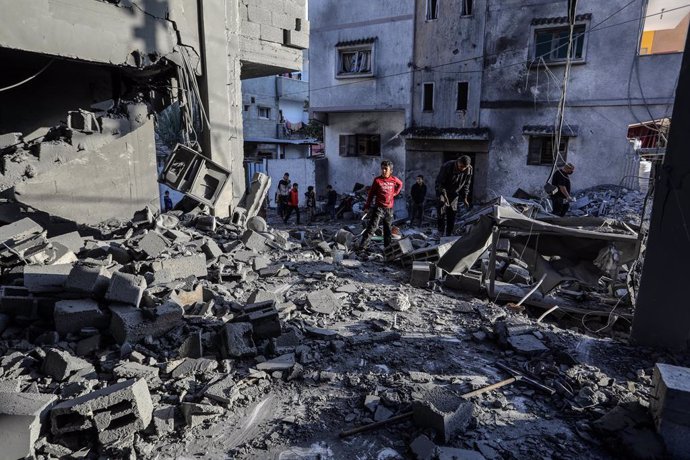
[277,77,309,102]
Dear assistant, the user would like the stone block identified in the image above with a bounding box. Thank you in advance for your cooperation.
[151,254,208,285]
[105,272,147,306]
[42,348,95,382]
[0,391,56,460]
[65,264,112,297]
[651,363,690,459]
[23,263,73,293]
[138,231,169,258]
[306,289,342,315]
[109,302,183,344]
[241,230,267,252]
[412,390,473,442]
[219,322,257,358]
[50,378,153,446]
[54,299,108,334]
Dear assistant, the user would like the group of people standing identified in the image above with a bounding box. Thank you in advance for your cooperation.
[275,172,338,225]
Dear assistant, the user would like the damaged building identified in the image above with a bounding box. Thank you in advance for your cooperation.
[309,0,684,203]
[0,0,308,224]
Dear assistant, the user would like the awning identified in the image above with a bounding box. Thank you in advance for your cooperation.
[531,13,591,26]
[335,37,377,47]
[522,124,579,137]
[400,127,490,140]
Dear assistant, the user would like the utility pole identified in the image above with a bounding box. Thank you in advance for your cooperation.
[631,29,690,350]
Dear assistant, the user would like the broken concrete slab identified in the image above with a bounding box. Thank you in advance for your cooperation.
[150,254,208,285]
[48,231,84,254]
[50,378,153,446]
[65,264,112,297]
[651,363,690,459]
[241,229,268,252]
[204,375,236,404]
[202,239,224,261]
[256,353,295,371]
[219,322,257,358]
[42,348,96,382]
[179,330,203,358]
[170,358,218,379]
[306,289,342,315]
[138,231,169,258]
[109,302,183,344]
[506,334,549,355]
[0,391,56,460]
[180,402,224,428]
[153,405,176,436]
[233,300,281,339]
[54,299,108,335]
[105,272,147,307]
[113,362,161,387]
[410,434,437,460]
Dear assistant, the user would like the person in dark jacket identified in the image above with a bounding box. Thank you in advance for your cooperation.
[283,183,300,224]
[550,163,575,216]
[305,185,316,224]
[359,160,403,250]
[436,155,473,236]
[163,191,173,212]
[325,185,338,220]
[410,175,427,227]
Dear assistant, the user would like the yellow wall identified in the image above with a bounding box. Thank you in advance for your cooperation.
[640,31,655,55]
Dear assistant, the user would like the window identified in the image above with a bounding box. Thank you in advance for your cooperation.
[244,105,249,112]
[456,82,469,111]
[639,1,690,55]
[295,18,302,31]
[426,0,438,20]
[534,25,586,63]
[461,0,473,16]
[422,83,434,112]
[337,46,373,78]
[258,107,271,119]
[339,134,381,157]
[527,136,568,165]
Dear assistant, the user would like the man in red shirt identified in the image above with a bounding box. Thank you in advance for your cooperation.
[359,160,403,250]
[283,183,301,225]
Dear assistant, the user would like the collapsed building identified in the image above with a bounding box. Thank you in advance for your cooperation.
[0,0,308,224]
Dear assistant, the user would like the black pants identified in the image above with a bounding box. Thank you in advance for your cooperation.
[437,204,458,236]
[411,202,424,226]
[551,197,569,217]
[284,205,300,224]
[360,207,394,248]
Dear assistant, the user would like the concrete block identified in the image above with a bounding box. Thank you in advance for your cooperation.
[109,302,183,344]
[260,23,284,44]
[411,261,433,288]
[76,334,101,356]
[0,217,43,246]
[234,301,281,339]
[151,254,208,285]
[204,375,236,404]
[247,3,272,24]
[0,132,22,149]
[256,353,295,371]
[410,434,437,460]
[23,263,73,293]
[306,289,342,315]
[179,330,203,358]
[42,348,95,382]
[219,322,257,358]
[138,231,169,258]
[65,264,112,297]
[202,239,223,261]
[247,289,278,304]
[507,334,549,355]
[105,272,147,306]
[49,232,84,254]
[501,264,531,285]
[651,363,690,459]
[0,285,55,319]
[54,299,108,335]
[0,391,56,460]
[50,378,153,446]
[444,270,483,294]
[180,402,224,428]
[241,230,268,252]
[286,29,308,49]
[113,362,161,387]
[195,215,216,232]
[240,18,261,38]
[272,11,294,29]
[412,389,473,442]
[170,358,218,379]
[153,405,175,435]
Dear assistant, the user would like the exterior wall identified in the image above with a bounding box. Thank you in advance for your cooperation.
[266,157,321,208]
[412,0,486,128]
[242,77,280,139]
[281,99,307,124]
[323,111,407,195]
[308,0,414,112]
[480,0,681,197]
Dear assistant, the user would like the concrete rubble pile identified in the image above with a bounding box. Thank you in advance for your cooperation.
[570,185,647,226]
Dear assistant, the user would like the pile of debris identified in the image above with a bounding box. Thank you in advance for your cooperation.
[570,185,648,226]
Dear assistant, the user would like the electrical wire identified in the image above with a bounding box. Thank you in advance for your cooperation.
[0,59,55,92]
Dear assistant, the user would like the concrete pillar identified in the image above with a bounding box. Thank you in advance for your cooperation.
[631,30,690,350]
[197,0,245,217]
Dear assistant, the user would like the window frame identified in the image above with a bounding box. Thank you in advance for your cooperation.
[335,44,375,79]
[339,134,381,157]
[426,0,439,21]
[456,81,469,112]
[530,21,589,65]
[422,82,435,112]
[258,107,271,119]
[461,0,473,17]
[527,135,569,166]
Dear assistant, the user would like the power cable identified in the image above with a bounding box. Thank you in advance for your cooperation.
[0,59,55,92]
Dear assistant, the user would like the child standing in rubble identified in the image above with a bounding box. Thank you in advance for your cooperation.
[358,160,403,251]
[283,183,301,225]
[305,185,316,224]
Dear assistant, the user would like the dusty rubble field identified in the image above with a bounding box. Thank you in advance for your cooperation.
[0,200,685,460]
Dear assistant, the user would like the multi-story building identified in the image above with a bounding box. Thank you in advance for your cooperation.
[310,0,684,206]
[0,0,308,222]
